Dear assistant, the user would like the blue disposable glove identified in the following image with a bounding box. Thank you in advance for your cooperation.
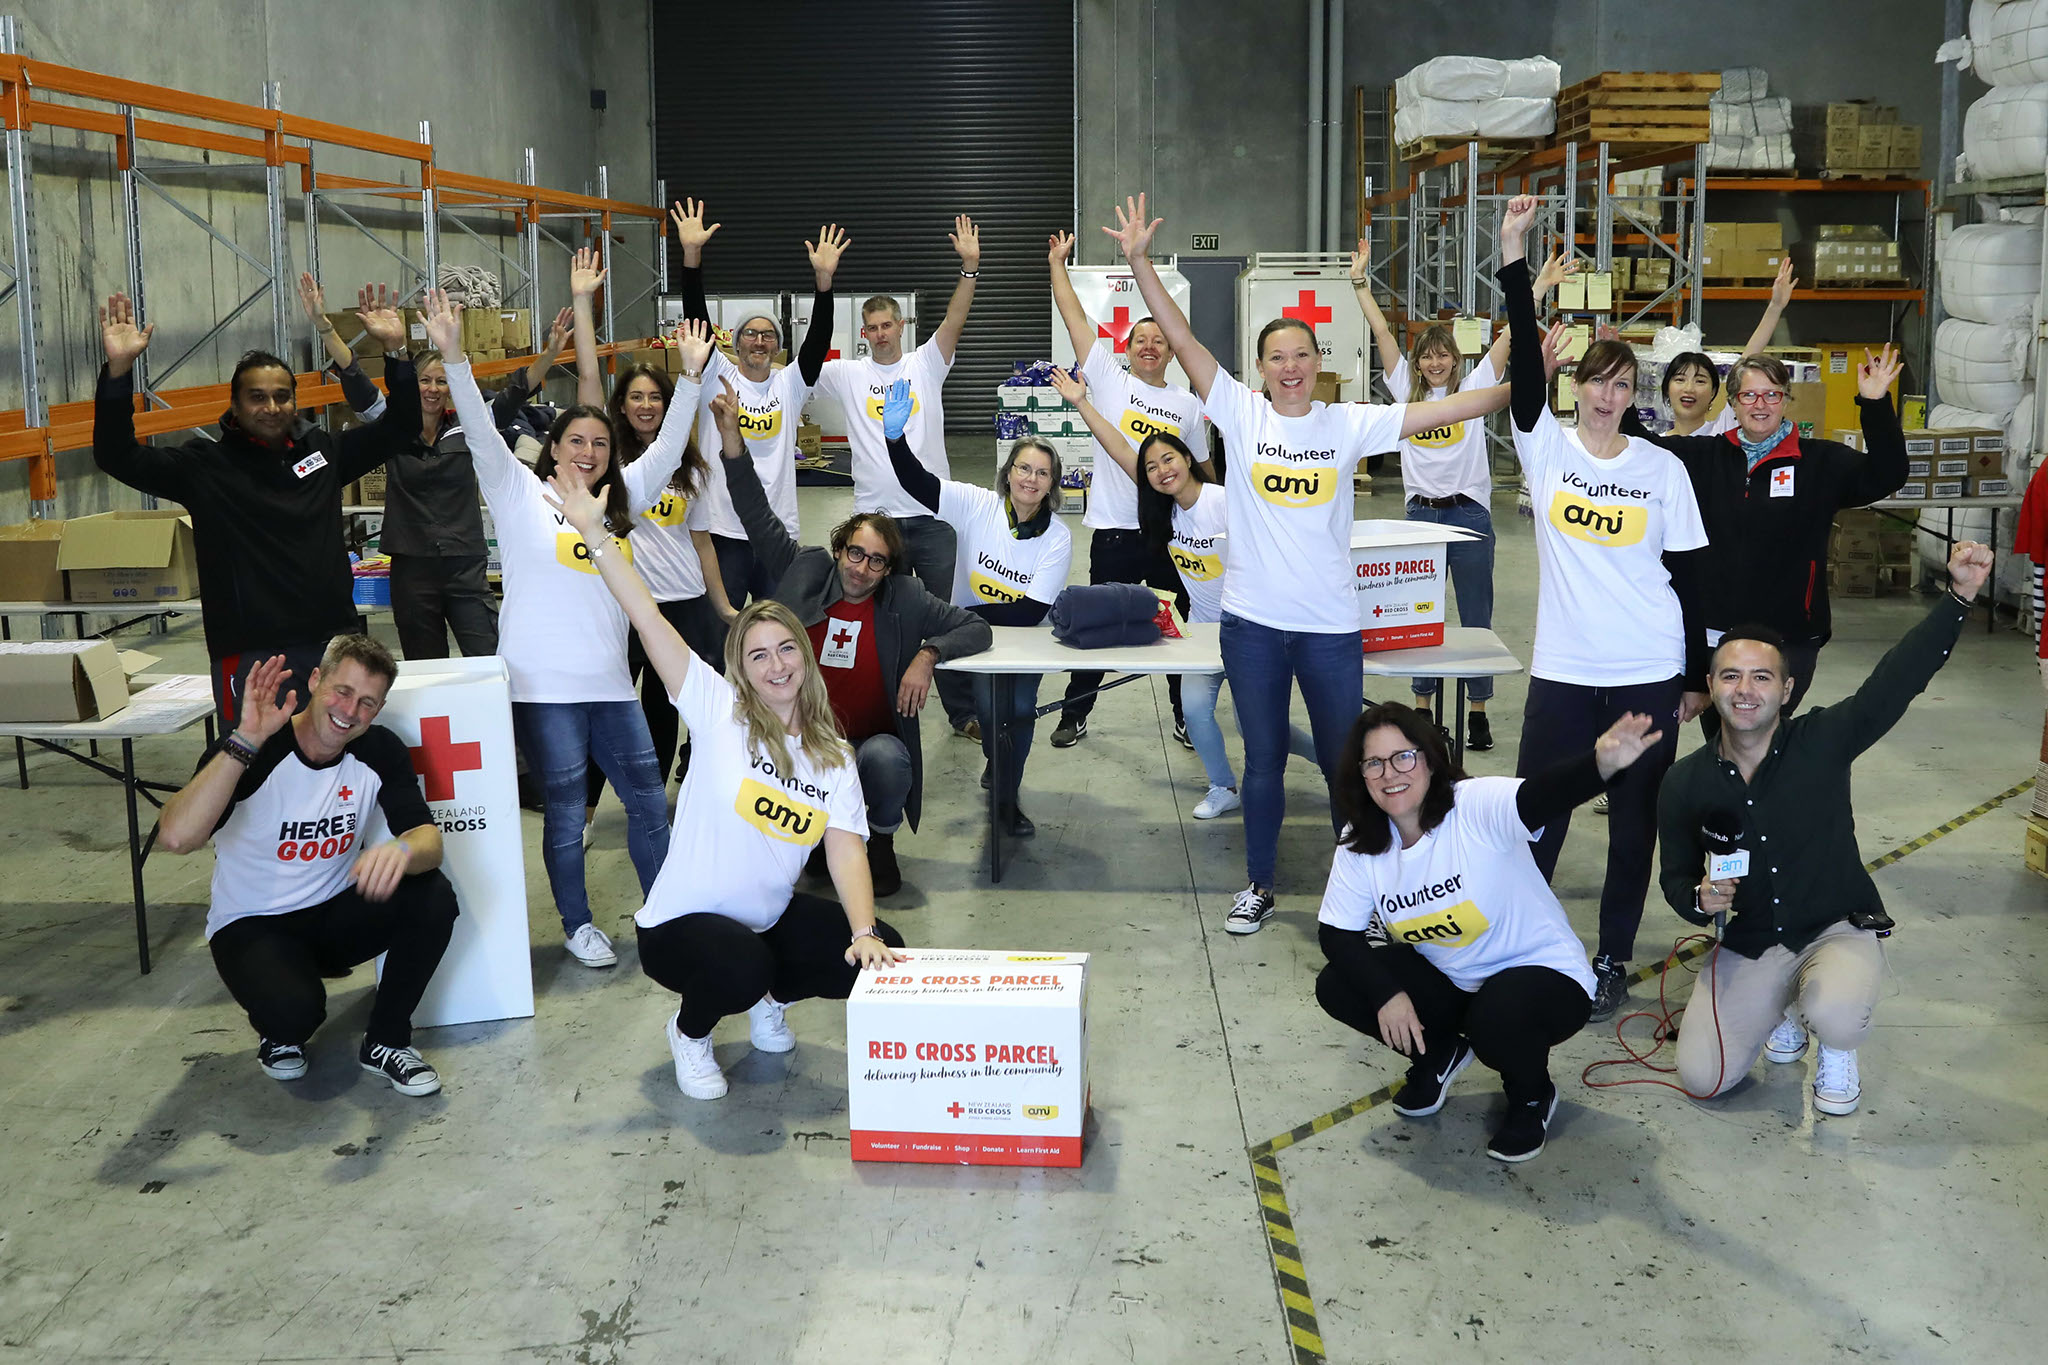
[881,379,913,440]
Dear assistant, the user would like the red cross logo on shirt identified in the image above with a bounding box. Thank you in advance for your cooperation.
[1096,305,1134,353]
[1283,290,1332,327]
[947,1101,965,1118]
[832,626,854,650]
[409,715,483,803]
[1772,467,1794,490]
[338,785,353,802]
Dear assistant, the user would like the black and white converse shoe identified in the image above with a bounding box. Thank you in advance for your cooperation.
[257,1038,307,1081]
[359,1039,442,1096]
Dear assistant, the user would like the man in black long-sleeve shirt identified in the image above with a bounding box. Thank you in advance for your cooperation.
[92,291,421,727]
[1657,540,1993,1116]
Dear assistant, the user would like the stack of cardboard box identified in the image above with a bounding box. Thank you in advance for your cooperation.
[1791,225,1907,286]
[1888,427,2008,500]
[1829,507,1914,597]
[1701,222,1785,281]
[1797,101,1922,176]
[0,512,200,607]
[1614,257,1673,295]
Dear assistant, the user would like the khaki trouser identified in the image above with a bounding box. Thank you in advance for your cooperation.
[1676,920,1884,1098]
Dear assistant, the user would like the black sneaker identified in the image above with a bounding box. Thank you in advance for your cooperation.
[868,831,902,896]
[257,1038,307,1081]
[1173,718,1194,750]
[1225,885,1275,935]
[359,1038,441,1096]
[1466,712,1493,751]
[1001,803,1036,838]
[1587,954,1629,1024]
[1486,1081,1559,1162]
[1393,1037,1474,1117]
[1050,718,1086,748]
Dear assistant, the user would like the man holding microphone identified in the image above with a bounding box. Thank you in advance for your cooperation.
[1658,540,1994,1116]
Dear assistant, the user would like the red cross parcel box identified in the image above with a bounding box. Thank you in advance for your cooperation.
[848,949,1089,1168]
[1352,519,1479,652]
[365,655,533,1028]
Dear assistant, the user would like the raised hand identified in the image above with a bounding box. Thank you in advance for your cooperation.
[1594,711,1665,778]
[419,286,463,358]
[1858,343,1902,401]
[1499,194,1539,246]
[669,197,721,255]
[1948,539,1994,601]
[1102,193,1161,262]
[1540,319,1568,380]
[544,306,574,357]
[673,317,713,377]
[880,378,913,440]
[545,457,606,536]
[710,375,743,447]
[1770,254,1797,311]
[1047,365,1087,406]
[807,223,850,287]
[950,214,981,272]
[235,655,297,743]
[99,293,154,372]
[295,271,328,323]
[570,245,606,300]
[1349,236,1371,287]
[1048,230,1076,267]
[355,283,405,352]
[1534,249,1580,296]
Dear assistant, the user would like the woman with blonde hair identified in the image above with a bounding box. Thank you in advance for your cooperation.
[552,459,905,1100]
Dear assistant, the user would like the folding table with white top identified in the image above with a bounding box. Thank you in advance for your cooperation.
[1361,626,1525,763]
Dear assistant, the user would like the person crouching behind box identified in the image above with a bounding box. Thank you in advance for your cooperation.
[156,635,457,1096]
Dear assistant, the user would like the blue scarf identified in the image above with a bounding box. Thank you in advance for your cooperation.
[1738,418,1793,474]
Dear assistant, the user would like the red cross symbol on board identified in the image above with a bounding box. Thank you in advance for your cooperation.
[1096,305,1134,353]
[832,626,854,649]
[1372,604,1384,618]
[947,1101,965,1118]
[409,715,483,803]
[1772,467,1794,489]
[338,785,353,801]
[1283,290,1332,327]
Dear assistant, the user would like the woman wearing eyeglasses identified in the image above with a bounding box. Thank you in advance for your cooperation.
[1316,702,1665,1162]
[1623,348,1909,718]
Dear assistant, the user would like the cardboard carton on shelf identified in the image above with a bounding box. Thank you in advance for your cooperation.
[0,639,140,722]
[57,510,199,603]
[1311,373,1344,404]
[795,423,823,457]
[1972,476,2014,497]
[494,309,531,351]
[1891,479,1929,500]
[356,470,388,504]
[458,309,503,354]
[1889,124,1923,169]
[1930,478,1967,499]
[0,520,67,601]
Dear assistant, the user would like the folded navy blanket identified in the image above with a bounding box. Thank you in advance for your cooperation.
[1049,582,1161,649]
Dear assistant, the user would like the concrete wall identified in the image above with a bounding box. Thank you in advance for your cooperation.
[0,0,653,521]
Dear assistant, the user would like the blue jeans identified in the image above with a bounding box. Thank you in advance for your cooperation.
[1404,496,1495,703]
[856,733,913,834]
[971,672,1042,805]
[513,699,671,933]
[1219,613,1363,890]
[1179,670,1317,792]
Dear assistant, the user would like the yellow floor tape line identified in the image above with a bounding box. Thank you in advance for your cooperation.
[1243,773,2034,1365]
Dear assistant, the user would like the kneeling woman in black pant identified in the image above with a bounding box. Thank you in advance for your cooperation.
[550,464,905,1102]
[1315,702,1662,1161]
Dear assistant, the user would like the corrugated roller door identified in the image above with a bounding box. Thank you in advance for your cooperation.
[653,2,1075,437]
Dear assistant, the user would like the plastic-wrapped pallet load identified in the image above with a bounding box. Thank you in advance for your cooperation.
[1937,218,2045,323]
[1959,81,2048,180]
[1394,98,1554,144]
[1935,315,2034,413]
[1707,68,1794,171]
[1394,54,1558,145]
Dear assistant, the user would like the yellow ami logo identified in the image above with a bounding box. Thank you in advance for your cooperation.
[556,530,633,574]
[1023,1105,1059,1121]
[1119,408,1183,445]
[1547,491,1646,547]
[735,777,826,844]
[737,406,783,440]
[1170,546,1223,581]
[647,492,691,528]
[1252,461,1336,508]
[1394,900,1489,948]
[1408,420,1465,449]
[863,390,920,422]
[969,571,1024,604]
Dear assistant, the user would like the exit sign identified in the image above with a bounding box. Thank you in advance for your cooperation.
[1191,233,1220,251]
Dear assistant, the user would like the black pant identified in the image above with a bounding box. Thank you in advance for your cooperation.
[210,641,329,730]
[589,595,729,807]
[389,553,500,661]
[1699,638,1821,741]
[1517,674,1683,962]
[636,892,905,1039]
[1315,934,1590,1105]
[208,870,459,1049]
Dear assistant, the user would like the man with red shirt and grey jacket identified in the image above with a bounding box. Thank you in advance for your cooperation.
[92,290,421,727]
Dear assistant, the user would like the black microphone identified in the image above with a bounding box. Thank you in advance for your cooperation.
[1699,812,1749,933]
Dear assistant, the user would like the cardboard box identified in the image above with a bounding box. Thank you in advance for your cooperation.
[1829,427,1866,451]
[1831,559,1881,598]
[1973,476,2014,497]
[57,510,199,603]
[0,520,67,602]
[1825,102,1866,131]
[356,470,388,505]
[1824,125,1862,166]
[1891,479,1929,500]
[795,422,823,457]
[1352,519,1478,651]
[1311,372,1344,404]
[459,309,503,353]
[494,309,531,352]
[1930,477,1967,499]
[0,640,130,722]
[1935,457,1971,479]
[1889,124,1923,169]
[846,949,1089,1168]
[1737,221,1784,253]
[1856,125,1893,164]
[1782,381,1827,438]
[1934,431,1975,459]
[1832,517,1882,564]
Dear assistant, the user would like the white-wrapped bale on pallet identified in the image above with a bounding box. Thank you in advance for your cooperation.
[1937,219,2045,324]
[1394,55,1560,105]
[1394,97,1553,145]
[1706,68,1792,171]
[1966,0,2048,88]
[1961,81,2048,180]
[1935,315,2034,413]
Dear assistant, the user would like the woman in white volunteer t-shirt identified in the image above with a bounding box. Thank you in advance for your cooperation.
[1316,701,1664,1162]
[884,382,1073,839]
[1105,192,1511,938]
[425,294,708,972]
[550,467,907,1101]
[1494,194,1712,1026]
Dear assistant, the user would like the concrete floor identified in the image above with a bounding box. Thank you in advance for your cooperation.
[2,477,2044,1364]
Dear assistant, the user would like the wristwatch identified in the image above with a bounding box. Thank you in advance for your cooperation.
[850,925,879,944]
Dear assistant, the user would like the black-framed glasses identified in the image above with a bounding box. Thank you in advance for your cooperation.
[842,545,892,570]
[1362,749,1422,778]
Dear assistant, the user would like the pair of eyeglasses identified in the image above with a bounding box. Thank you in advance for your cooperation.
[842,545,892,570]
[737,327,778,341]
[1362,749,1422,778]
[1736,390,1786,406]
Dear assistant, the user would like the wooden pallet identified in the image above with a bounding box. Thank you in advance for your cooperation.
[1555,71,1718,148]
[1396,135,1545,163]
[1557,71,1724,100]
[1816,167,1906,181]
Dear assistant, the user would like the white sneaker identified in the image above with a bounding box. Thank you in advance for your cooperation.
[582,813,596,849]
[1192,785,1242,820]
[665,1014,728,1098]
[1764,1013,1808,1064]
[1813,1045,1861,1115]
[1592,793,1611,815]
[748,995,796,1053]
[565,922,617,968]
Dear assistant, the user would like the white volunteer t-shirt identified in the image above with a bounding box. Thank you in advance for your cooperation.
[637,662,868,933]
[693,350,810,538]
[631,482,712,602]
[936,481,1075,610]
[1319,777,1596,996]
[452,360,697,703]
[1204,370,1407,633]
[1079,340,1207,531]
[1513,404,1709,686]
[1698,406,1738,437]
[1387,354,1496,505]
[815,340,954,519]
[1168,483,1230,624]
